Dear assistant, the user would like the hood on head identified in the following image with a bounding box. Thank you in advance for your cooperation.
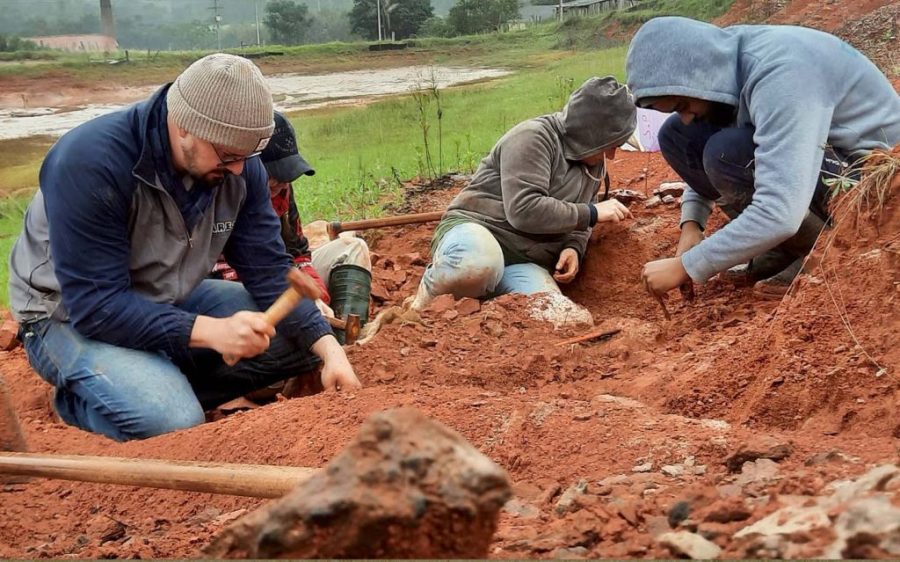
[626,17,740,108]
[559,76,637,161]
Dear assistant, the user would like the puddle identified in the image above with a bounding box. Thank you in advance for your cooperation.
[0,65,511,141]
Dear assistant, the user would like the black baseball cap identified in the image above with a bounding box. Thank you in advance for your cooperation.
[261,111,315,182]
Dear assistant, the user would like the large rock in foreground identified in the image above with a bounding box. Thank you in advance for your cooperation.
[205,408,511,559]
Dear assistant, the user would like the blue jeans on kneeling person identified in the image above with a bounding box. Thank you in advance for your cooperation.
[20,279,320,441]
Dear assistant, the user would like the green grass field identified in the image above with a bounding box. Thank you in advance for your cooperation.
[290,47,627,220]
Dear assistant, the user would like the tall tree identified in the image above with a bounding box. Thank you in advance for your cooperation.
[264,0,311,45]
[447,0,519,35]
[349,0,433,40]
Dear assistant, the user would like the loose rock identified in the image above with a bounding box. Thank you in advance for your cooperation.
[661,464,685,477]
[725,437,793,472]
[659,531,722,559]
[205,408,511,559]
[555,479,589,516]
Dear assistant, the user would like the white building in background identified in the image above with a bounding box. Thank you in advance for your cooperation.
[556,0,639,18]
[25,34,119,53]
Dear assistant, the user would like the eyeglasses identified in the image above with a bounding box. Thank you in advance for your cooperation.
[212,143,261,166]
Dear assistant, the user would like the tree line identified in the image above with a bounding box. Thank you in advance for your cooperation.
[0,0,531,52]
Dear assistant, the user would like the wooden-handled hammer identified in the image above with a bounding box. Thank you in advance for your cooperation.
[223,269,321,366]
[223,270,359,365]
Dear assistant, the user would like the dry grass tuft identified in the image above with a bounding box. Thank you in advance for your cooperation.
[830,144,900,224]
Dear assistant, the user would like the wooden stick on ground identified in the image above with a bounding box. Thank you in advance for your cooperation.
[555,328,621,347]
[0,452,316,498]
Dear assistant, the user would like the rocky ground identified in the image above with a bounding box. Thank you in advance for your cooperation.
[1,149,897,559]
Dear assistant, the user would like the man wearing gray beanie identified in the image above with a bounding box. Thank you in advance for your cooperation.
[8,53,361,441]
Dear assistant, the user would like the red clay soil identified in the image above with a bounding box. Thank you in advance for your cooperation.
[1,150,897,559]
[716,0,895,31]
[717,1,899,77]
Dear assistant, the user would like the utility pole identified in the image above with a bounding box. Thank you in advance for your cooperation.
[254,0,261,45]
[376,0,383,42]
[558,0,564,23]
[209,0,222,51]
[99,0,116,40]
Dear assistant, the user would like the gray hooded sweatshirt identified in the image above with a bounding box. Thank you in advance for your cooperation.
[439,76,636,270]
[627,17,900,282]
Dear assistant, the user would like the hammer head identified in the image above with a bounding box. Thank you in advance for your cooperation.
[205,408,511,559]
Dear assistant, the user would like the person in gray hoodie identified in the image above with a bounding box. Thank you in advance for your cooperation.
[627,17,900,297]
[409,76,636,311]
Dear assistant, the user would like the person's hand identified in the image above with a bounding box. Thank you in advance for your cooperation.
[192,312,275,366]
[675,222,703,301]
[320,358,362,391]
[676,221,704,257]
[315,299,335,319]
[311,335,363,391]
[642,257,690,297]
[553,248,580,283]
[593,199,633,223]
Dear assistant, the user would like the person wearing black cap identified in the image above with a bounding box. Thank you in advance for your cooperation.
[212,112,372,320]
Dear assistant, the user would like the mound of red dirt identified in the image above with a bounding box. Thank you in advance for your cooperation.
[1,151,897,559]
[716,0,899,75]
[716,0,894,32]
[659,149,900,438]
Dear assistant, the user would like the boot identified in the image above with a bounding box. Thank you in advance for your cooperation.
[754,257,804,297]
[328,264,372,344]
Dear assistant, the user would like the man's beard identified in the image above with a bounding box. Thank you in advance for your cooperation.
[183,144,228,187]
[700,102,737,127]
[195,169,228,188]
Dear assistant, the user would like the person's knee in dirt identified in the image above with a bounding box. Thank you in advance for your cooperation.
[627,17,900,302]
[408,76,637,313]
[7,54,361,441]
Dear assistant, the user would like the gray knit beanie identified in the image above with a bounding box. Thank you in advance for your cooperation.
[166,53,274,154]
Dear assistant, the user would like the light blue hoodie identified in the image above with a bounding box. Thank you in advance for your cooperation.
[626,17,900,282]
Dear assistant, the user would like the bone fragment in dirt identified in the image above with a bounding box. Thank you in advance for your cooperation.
[555,328,622,347]
[356,305,423,345]
[205,408,512,559]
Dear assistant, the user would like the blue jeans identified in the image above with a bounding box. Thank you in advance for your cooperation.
[657,115,843,223]
[420,222,559,300]
[21,280,320,441]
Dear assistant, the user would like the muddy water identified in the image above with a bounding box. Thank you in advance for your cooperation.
[0,65,510,141]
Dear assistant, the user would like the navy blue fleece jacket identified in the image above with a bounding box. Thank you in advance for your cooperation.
[8,86,331,355]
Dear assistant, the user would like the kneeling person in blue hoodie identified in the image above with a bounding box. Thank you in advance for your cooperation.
[627,17,900,296]
[8,54,361,441]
